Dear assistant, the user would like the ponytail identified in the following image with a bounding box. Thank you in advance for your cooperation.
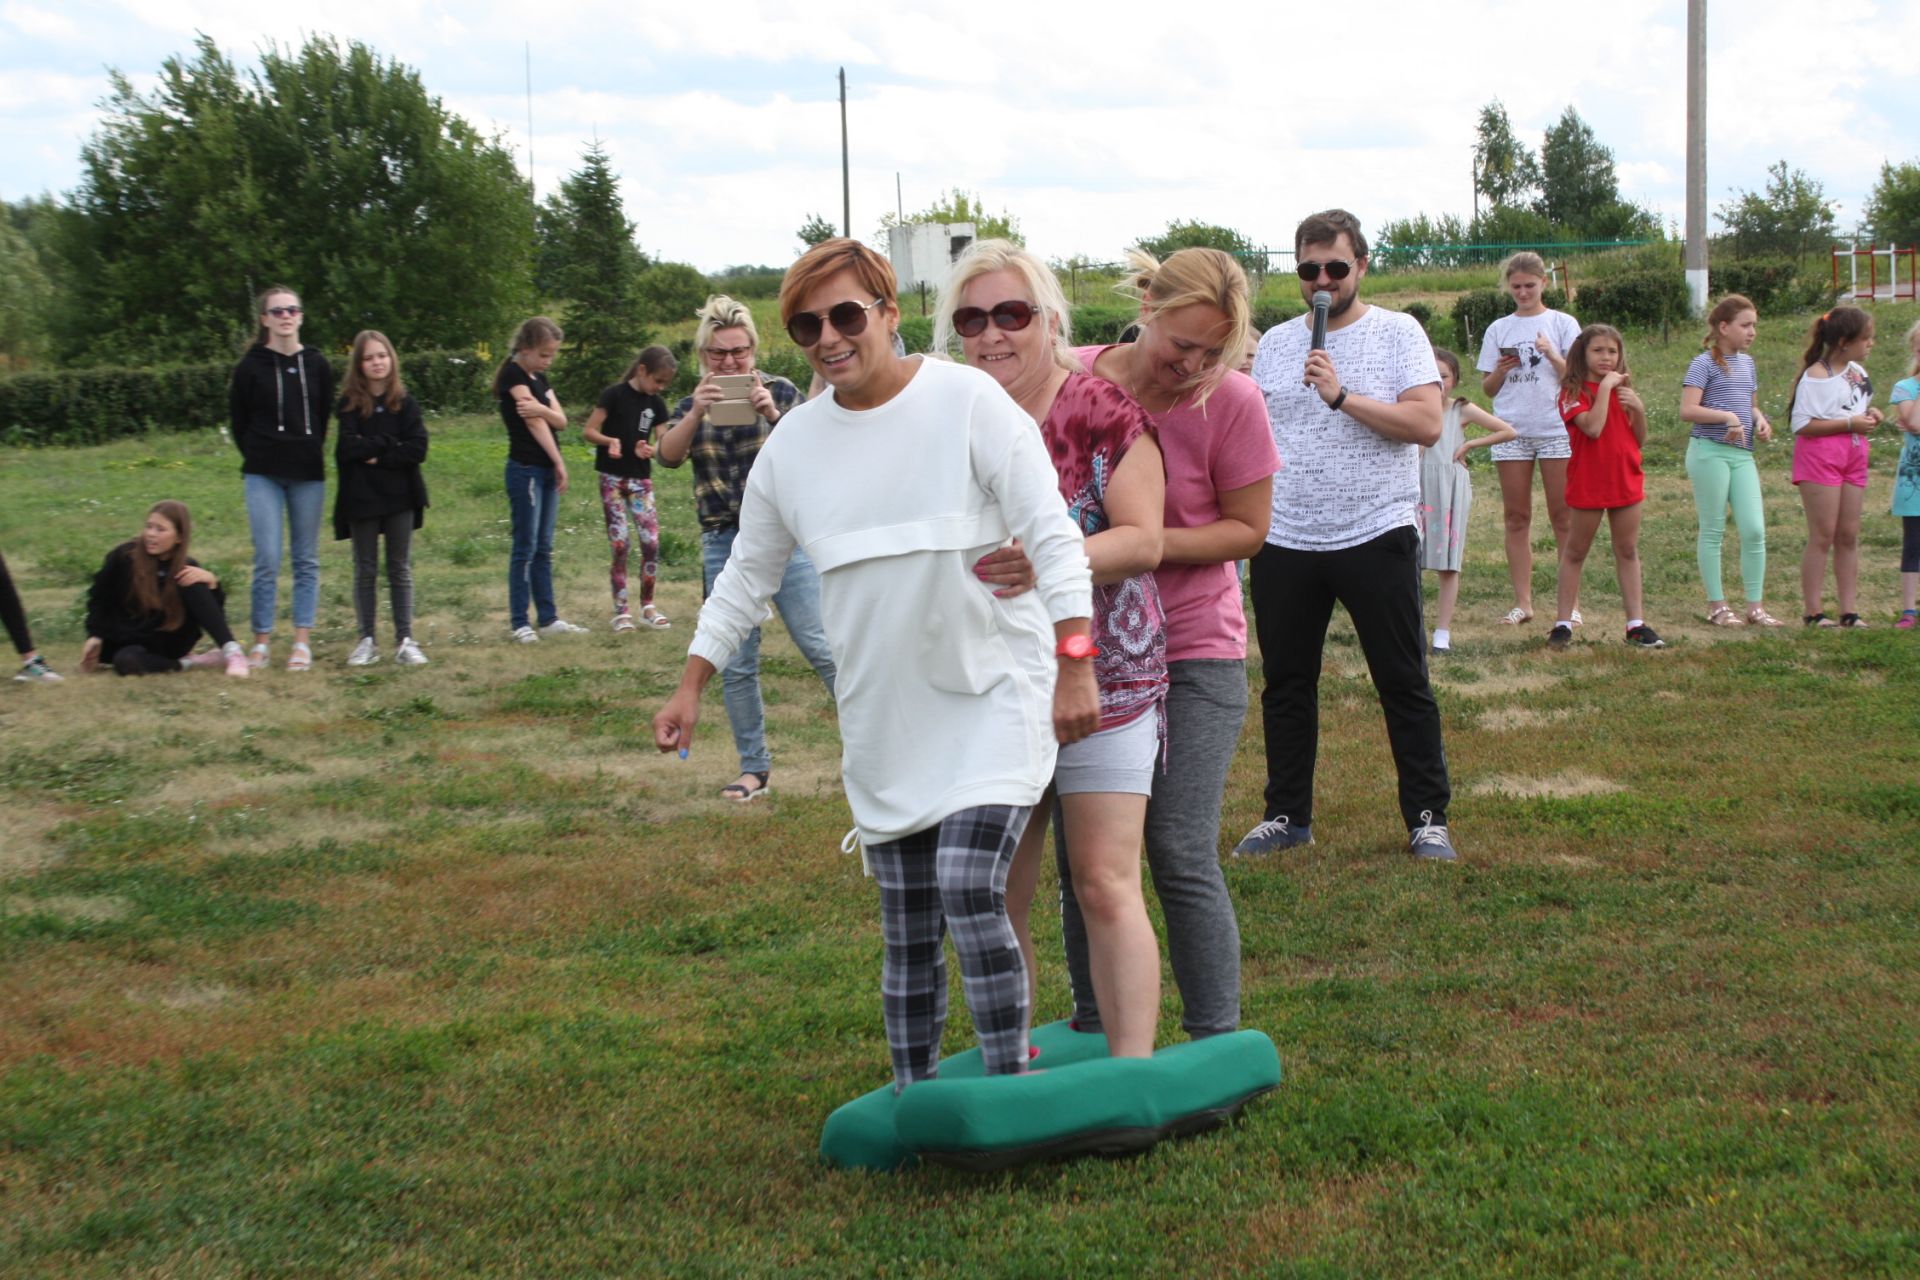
[1786,305,1871,421]
[493,316,564,396]
[1701,294,1755,374]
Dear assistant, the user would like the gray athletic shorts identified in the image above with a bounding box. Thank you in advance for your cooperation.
[1054,707,1159,796]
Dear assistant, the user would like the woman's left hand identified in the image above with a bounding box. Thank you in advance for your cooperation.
[1052,659,1100,745]
[175,565,216,589]
[749,383,778,422]
[974,539,1035,598]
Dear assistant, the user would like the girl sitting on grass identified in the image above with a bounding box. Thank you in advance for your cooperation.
[1551,325,1662,650]
[79,501,250,678]
[581,346,676,632]
[1888,320,1920,630]
[1788,306,1881,628]
[1421,348,1515,653]
[1680,295,1782,627]
[333,330,430,667]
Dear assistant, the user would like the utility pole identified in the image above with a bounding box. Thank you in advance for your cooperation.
[525,43,535,201]
[1685,0,1708,316]
[839,68,851,238]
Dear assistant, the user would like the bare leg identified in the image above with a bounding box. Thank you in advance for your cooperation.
[1497,458,1537,615]
[1540,456,1574,616]
[1434,569,1461,633]
[1799,483,1841,616]
[1058,791,1159,1058]
[1556,508,1603,625]
[1609,503,1646,622]
[1833,483,1866,617]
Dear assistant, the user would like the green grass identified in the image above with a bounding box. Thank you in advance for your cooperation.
[2,305,1918,1276]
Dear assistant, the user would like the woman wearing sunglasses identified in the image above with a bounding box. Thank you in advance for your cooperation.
[654,295,837,803]
[653,238,1096,1091]
[228,284,331,671]
[932,239,1167,1060]
[1067,246,1277,1044]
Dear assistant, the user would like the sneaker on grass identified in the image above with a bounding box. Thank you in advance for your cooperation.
[395,638,429,666]
[1624,624,1666,649]
[1547,624,1573,650]
[13,655,62,683]
[1409,810,1456,861]
[1230,816,1313,857]
[347,636,379,666]
[540,619,589,635]
[512,626,540,645]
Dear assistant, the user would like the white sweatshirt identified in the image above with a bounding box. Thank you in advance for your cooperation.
[688,357,1093,844]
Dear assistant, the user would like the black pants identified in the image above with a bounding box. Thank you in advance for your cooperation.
[0,551,31,656]
[105,583,236,676]
[1249,527,1451,830]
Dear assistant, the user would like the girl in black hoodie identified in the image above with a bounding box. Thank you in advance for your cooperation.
[229,284,331,672]
[332,330,429,667]
[79,501,250,678]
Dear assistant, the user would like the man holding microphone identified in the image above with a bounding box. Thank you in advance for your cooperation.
[1236,209,1458,861]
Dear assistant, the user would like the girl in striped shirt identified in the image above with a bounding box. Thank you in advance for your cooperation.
[1680,295,1782,626]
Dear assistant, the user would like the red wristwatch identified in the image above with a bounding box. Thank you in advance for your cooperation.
[1055,634,1100,660]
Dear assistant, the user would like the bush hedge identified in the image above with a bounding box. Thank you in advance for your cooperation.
[0,350,498,447]
[1571,273,1691,332]
[1448,288,1571,352]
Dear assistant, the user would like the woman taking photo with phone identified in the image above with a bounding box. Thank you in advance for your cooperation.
[229,284,331,671]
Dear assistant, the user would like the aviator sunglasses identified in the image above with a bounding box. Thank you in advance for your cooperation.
[1294,259,1355,282]
[786,297,885,347]
[951,300,1040,338]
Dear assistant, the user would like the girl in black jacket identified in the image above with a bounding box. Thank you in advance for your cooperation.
[332,330,430,667]
[229,284,331,671]
[79,501,249,678]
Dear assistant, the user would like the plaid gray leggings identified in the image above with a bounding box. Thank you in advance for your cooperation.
[866,804,1032,1091]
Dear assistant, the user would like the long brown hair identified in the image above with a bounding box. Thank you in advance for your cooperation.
[341,330,407,418]
[1786,306,1873,421]
[126,500,193,630]
[253,284,300,346]
[1560,323,1630,397]
[1702,294,1756,373]
[492,316,564,396]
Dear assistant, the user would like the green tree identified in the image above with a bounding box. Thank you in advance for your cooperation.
[878,188,1023,247]
[1473,100,1539,209]
[797,213,837,252]
[1716,161,1838,258]
[635,262,711,328]
[1535,107,1619,231]
[1133,219,1255,261]
[1374,213,1471,268]
[58,34,533,365]
[1863,160,1920,249]
[0,219,52,368]
[540,141,648,402]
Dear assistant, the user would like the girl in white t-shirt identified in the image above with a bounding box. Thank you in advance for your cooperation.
[1476,252,1583,628]
[1787,306,1882,627]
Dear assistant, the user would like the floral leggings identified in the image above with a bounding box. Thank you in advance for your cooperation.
[598,474,659,615]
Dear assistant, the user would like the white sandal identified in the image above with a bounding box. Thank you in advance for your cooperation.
[1500,607,1532,626]
[1706,605,1745,627]
[285,642,312,672]
[611,614,637,633]
[640,605,671,629]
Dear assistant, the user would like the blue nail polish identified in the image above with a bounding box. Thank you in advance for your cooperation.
[678,748,688,760]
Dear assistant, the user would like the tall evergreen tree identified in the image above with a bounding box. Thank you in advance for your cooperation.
[539,141,648,402]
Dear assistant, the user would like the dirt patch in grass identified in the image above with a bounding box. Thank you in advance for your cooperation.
[1477,704,1585,732]
[1435,668,1562,698]
[0,807,65,877]
[1468,770,1626,799]
[2,892,130,922]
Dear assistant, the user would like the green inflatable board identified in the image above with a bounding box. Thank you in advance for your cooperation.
[820,1023,1281,1173]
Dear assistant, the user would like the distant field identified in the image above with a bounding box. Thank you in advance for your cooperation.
[2,302,1917,1276]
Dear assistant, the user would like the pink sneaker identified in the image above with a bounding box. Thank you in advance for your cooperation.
[1898,611,1918,631]
[223,642,251,678]
[182,649,226,670]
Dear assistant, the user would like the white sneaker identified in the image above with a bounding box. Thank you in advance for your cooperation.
[395,637,429,666]
[540,619,589,635]
[347,636,379,667]
[512,626,540,644]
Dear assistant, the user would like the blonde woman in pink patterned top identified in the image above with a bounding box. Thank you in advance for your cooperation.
[936,240,1169,1059]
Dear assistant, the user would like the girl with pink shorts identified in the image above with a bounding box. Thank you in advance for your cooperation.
[1788,306,1883,628]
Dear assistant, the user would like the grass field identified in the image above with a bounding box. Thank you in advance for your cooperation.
[2,304,1918,1277]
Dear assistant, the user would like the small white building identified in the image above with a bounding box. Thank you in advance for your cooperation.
[887,222,976,293]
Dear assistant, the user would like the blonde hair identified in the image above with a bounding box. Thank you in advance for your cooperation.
[1906,318,1920,378]
[492,316,563,395]
[1116,247,1250,408]
[1502,250,1549,281]
[693,294,759,361]
[932,238,1077,372]
[1701,294,1756,373]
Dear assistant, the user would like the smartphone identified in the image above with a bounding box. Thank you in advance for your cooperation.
[1498,346,1520,359]
[708,374,759,426]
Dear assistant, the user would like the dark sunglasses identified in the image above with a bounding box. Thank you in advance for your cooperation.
[952,300,1040,338]
[786,297,884,347]
[266,305,303,317]
[1294,260,1355,282]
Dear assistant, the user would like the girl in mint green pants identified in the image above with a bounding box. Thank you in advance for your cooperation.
[1680,296,1784,626]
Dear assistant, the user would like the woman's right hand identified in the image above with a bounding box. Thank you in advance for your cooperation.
[78,637,102,673]
[974,539,1035,598]
[653,690,702,756]
[689,379,725,419]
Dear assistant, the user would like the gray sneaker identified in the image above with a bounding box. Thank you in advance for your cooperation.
[1231,815,1313,857]
[1409,810,1457,861]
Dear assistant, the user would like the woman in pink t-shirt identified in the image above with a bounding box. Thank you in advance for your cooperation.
[1072,248,1278,1040]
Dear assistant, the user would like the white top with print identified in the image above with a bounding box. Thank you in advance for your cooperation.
[1477,309,1583,437]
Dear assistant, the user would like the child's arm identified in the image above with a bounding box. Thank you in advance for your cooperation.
[1680,384,1745,441]
[1454,403,1517,462]
[1752,394,1774,442]
[1617,385,1649,446]
[1897,398,1920,433]
[581,405,619,457]
[1564,377,1618,440]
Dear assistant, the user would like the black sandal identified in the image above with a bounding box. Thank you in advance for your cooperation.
[1839,613,1870,629]
[720,771,770,803]
[1804,613,1838,628]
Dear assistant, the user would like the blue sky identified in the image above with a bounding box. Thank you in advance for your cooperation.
[2,0,1914,272]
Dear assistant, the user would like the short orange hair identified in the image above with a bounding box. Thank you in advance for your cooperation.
[779,237,898,326]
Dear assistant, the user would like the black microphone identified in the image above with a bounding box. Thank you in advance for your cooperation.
[1304,290,1331,388]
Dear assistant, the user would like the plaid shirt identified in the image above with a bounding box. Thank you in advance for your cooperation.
[667,373,804,531]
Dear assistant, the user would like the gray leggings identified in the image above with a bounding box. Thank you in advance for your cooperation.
[1057,658,1245,1039]
[350,512,415,642]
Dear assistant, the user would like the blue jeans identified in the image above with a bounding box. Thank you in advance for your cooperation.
[243,473,324,634]
[700,525,838,774]
[506,460,561,629]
